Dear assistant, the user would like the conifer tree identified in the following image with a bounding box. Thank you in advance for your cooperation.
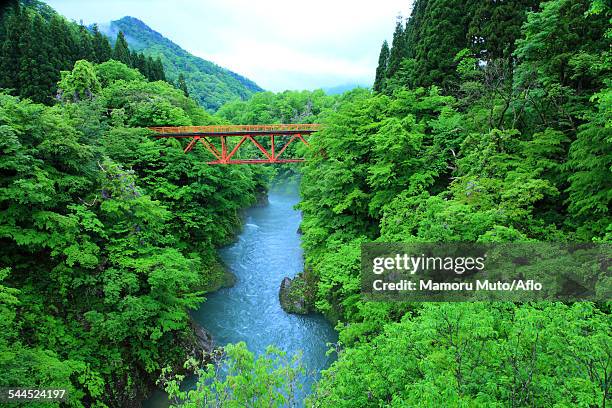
[177,73,188,97]
[385,17,406,80]
[0,0,15,14]
[129,49,139,68]
[91,24,111,63]
[48,15,73,71]
[403,0,427,59]
[144,55,155,80]
[77,25,95,61]
[413,0,469,89]
[467,0,539,73]
[113,31,131,66]
[134,52,146,75]
[0,3,23,92]
[152,56,165,81]
[65,22,80,64]
[19,13,55,103]
[0,0,18,24]
[373,40,390,92]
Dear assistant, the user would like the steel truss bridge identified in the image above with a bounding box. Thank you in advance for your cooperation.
[149,124,320,164]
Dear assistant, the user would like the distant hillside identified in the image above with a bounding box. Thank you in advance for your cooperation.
[99,17,263,111]
[322,83,368,95]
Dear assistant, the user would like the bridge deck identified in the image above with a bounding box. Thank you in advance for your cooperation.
[149,124,321,137]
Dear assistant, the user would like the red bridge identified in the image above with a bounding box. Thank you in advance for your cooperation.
[149,124,320,164]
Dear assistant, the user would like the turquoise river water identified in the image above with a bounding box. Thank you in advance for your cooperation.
[146,180,337,407]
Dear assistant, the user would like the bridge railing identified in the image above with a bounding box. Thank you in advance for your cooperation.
[149,124,321,134]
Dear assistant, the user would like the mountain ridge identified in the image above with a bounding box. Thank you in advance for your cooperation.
[99,16,263,111]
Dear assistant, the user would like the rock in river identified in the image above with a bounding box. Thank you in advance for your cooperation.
[279,273,312,314]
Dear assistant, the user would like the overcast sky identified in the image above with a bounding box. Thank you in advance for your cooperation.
[45,0,413,91]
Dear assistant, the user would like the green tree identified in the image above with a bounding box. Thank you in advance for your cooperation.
[152,56,166,81]
[309,303,611,407]
[403,0,427,60]
[565,84,612,239]
[467,0,538,62]
[113,31,131,66]
[48,14,74,72]
[144,55,154,79]
[91,23,112,63]
[76,25,95,61]
[133,51,147,74]
[0,3,23,92]
[0,54,266,406]
[161,343,305,407]
[412,0,469,90]
[177,72,189,97]
[373,40,389,92]
[514,0,610,132]
[385,17,405,80]
[18,12,55,103]
[95,59,145,87]
[57,59,101,102]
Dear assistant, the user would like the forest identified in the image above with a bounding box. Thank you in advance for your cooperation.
[299,0,611,406]
[104,16,264,111]
[0,0,610,407]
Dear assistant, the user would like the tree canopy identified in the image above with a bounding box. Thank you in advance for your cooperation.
[0,3,168,105]
[0,53,269,406]
[0,0,610,406]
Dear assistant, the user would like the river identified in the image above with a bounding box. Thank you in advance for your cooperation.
[146,180,337,407]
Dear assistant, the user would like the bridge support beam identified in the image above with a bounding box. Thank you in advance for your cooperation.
[192,133,309,164]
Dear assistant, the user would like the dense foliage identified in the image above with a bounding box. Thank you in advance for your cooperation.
[309,302,610,407]
[0,1,166,105]
[102,16,263,111]
[375,0,540,92]
[0,51,268,406]
[217,90,336,124]
[2,0,611,406]
[161,342,304,407]
[300,0,611,406]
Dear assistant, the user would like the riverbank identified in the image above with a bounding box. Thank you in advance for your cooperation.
[144,180,337,407]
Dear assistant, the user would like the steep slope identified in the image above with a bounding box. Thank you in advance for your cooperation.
[99,16,263,111]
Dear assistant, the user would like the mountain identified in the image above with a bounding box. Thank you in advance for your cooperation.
[322,83,368,95]
[99,16,263,111]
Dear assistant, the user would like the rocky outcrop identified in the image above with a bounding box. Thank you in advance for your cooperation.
[181,318,215,366]
[254,190,269,207]
[202,261,237,293]
[279,272,314,314]
[192,322,214,353]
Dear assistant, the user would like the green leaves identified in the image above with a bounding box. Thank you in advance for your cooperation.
[299,4,610,402]
[0,53,263,405]
[161,342,305,407]
[95,59,146,87]
[565,83,612,238]
[311,303,611,407]
[58,60,101,102]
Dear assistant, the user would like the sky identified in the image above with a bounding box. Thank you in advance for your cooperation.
[44,0,413,92]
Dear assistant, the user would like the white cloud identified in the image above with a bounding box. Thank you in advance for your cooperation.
[45,0,413,91]
[197,39,374,90]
